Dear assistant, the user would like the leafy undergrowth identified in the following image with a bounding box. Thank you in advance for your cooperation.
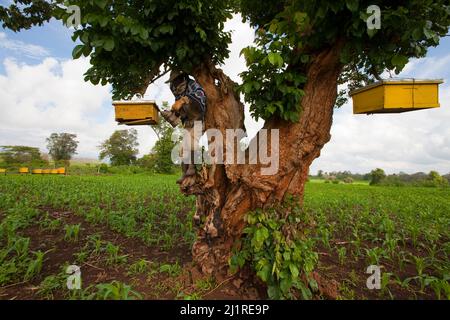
[0,175,449,300]
[231,196,319,300]
[304,183,450,300]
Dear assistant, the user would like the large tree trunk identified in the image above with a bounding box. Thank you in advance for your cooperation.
[184,42,343,278]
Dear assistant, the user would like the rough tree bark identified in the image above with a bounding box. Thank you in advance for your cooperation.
[183,41,344,278]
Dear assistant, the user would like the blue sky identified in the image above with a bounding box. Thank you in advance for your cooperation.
[1,12,449,174]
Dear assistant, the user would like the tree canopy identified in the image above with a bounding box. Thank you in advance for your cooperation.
[99,129,139,166]
[2,1,449,119]
[46,133,79,163]
[0,0,55,32]
[0,145,46,166]
[239,0,450,120]
[150,120,177,174]
[56,0,233,99]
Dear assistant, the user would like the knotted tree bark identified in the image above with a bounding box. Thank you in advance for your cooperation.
[183,42,344,277]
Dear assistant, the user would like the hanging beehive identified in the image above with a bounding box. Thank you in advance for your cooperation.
[113,100,160,126]
[350,79,443,114]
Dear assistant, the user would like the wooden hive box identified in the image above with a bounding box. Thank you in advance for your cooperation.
[113,101,160,126]
[19,167,29,174]
[350,79,443,114]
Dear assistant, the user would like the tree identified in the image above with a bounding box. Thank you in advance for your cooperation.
[427,171,449,187]
[370,168,386,186]
[0,146,47,166]
[137,118,176,173]
[99,129,139,166]
[0,0,56,32]
[149,119,177,174]
[3,1,449,278]
[46,133,79,165]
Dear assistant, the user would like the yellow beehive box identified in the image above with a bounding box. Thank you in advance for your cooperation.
[42,169,51,174]
[113,100,159,125]
[350,79,443,114]
[57,167,66,174]
[50,169,59,174]
[32,169,43,174]
[19,167,29,174]
[0,169,6,175]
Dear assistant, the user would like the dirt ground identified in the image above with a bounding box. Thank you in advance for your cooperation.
[0,207,264,300]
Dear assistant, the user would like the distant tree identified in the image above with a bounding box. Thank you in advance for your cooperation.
[46,133,79,165]
[370,168,386,186]
[0,146,47,166]
[317,170,323,178]
[151,127,176,174]
[444,173,450,184]
[136,154,157,170]
[99,129,139,166]
[343,177,354,184]
[427,171,449,187]
[151,102,173,140]
[140,118,177,174]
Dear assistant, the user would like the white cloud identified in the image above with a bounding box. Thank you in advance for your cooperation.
[400,54,450,79]
[222,14,264,140]
[0,57,158,159]
[0,32,50,59]
[311,53,450,175]
[0,16,449,174]
[311,83,450,175]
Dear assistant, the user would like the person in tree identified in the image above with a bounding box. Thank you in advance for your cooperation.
[162,70,207,184]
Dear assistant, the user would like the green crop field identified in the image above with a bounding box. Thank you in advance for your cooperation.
[0,175,448,300]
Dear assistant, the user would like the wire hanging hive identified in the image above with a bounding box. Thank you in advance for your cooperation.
[350,79,444,114]
[113,100,160,126]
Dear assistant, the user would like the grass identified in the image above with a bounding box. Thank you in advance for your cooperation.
[0,174,448,300]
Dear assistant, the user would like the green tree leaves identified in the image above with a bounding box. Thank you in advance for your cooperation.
[240,0,450,121]
[99,129,139,166]
[268,53,284,68]
[53,0,233,100]
[3,0,450,121]
[103,38,115,51]
[230,197,319,300]
[391,55,409,72]
[72,45,85,59]
[46,133,79,163]
[0,0,56,32]
[0,146,47,167]
[345,0,359,13]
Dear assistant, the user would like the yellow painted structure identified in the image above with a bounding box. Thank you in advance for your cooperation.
[50,169,59,174]
[42,169,51,174]
[57,167,66,174]
[19,167,29,174]
[0,169,6,175]
[113,100,160,126]
[32,169,43,174]
[350,79,443,114]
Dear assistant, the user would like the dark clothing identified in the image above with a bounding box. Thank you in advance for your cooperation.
[171,78,207,128]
